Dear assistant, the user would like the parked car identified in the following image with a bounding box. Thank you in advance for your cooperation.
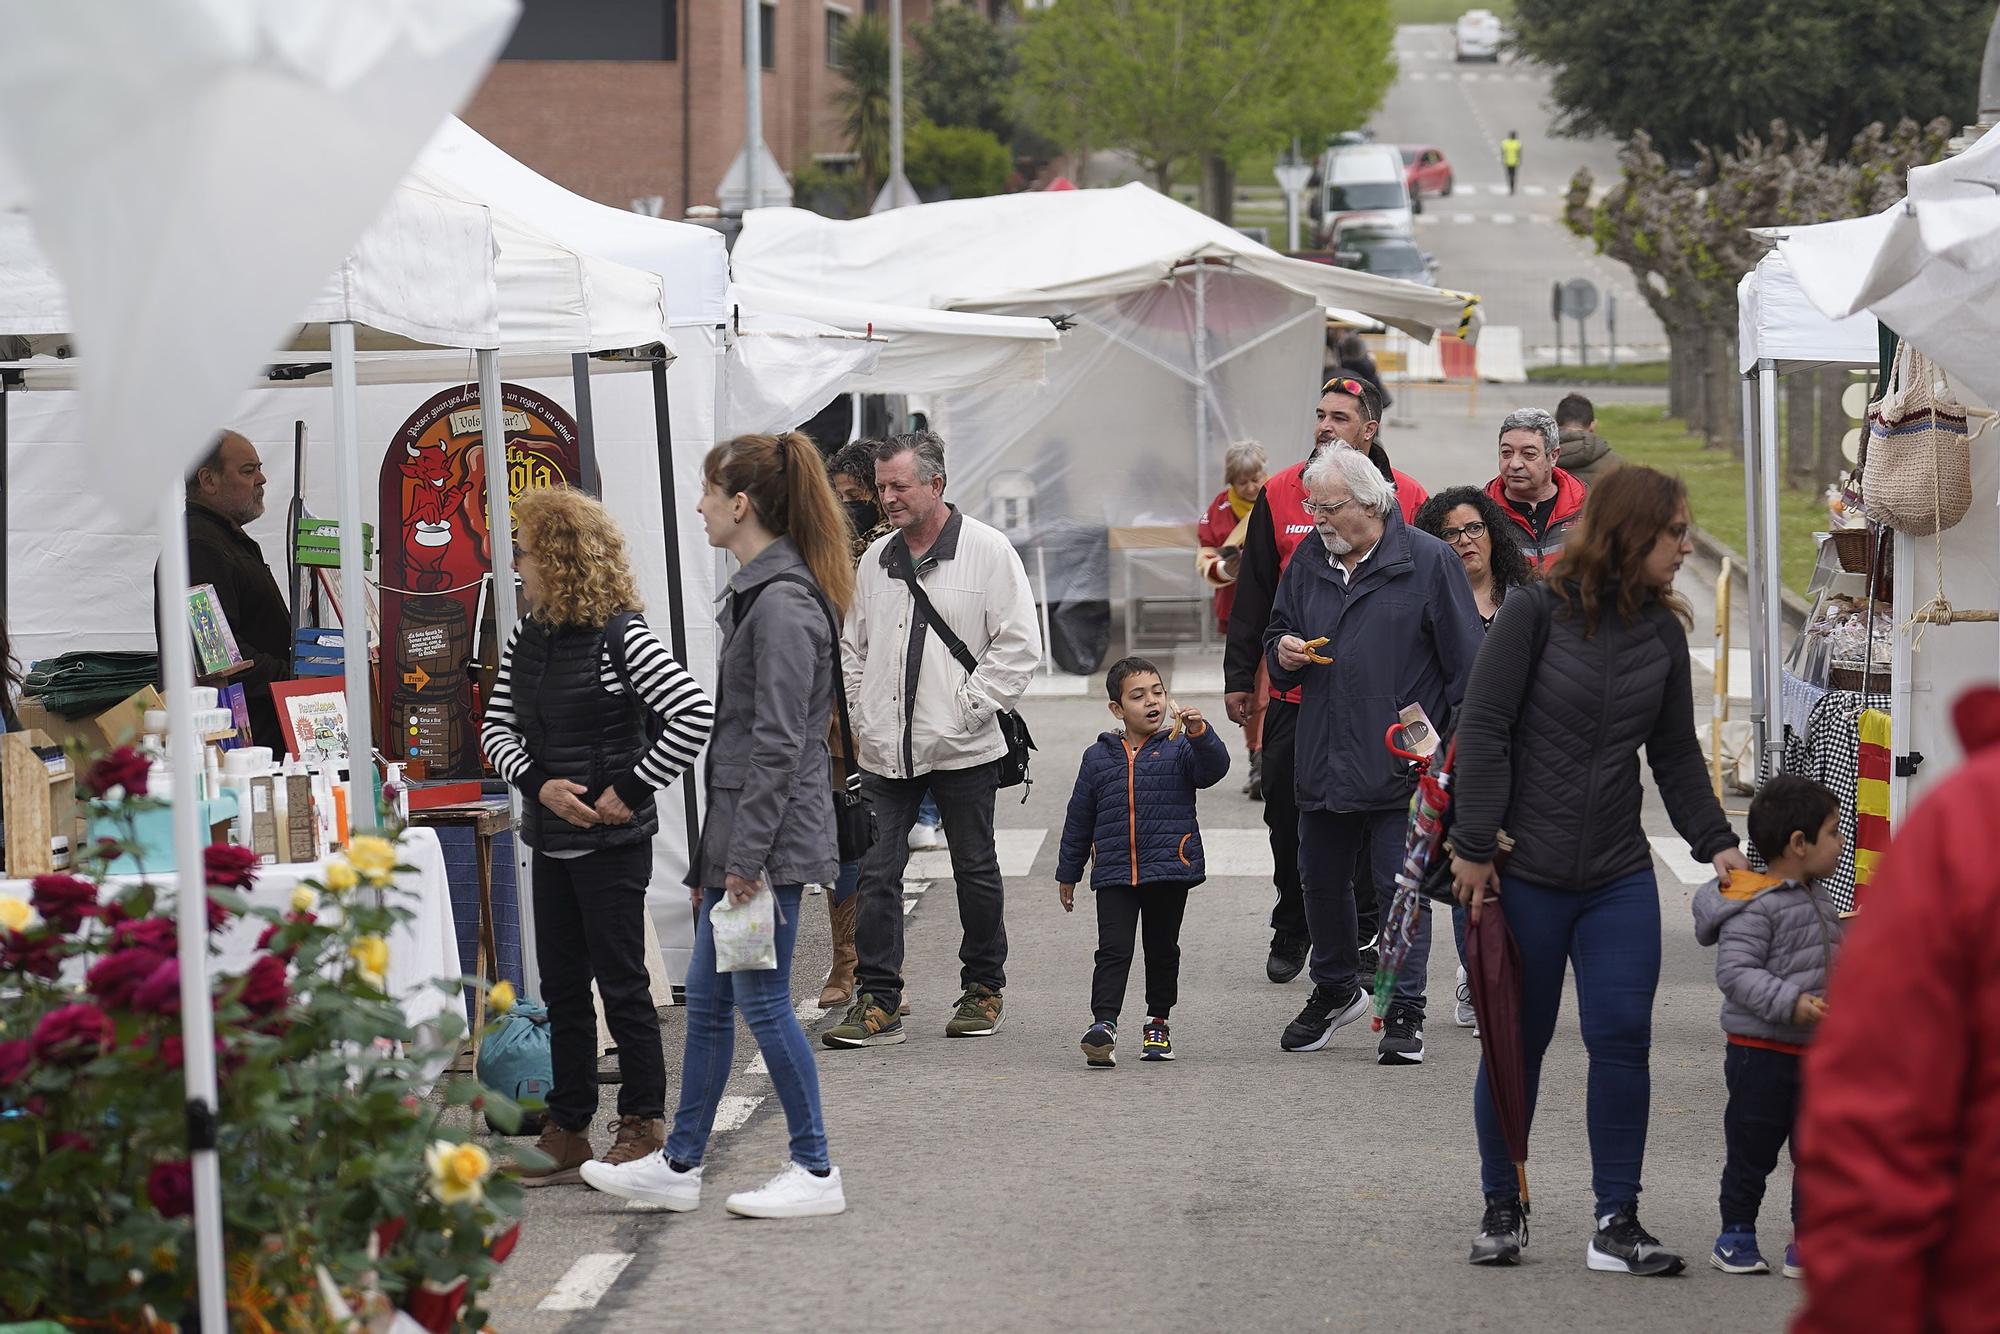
[1399,146,1455,204]
[1455,8,1503,60]
[1332,229,1438,287]
[1313,143,1413,246]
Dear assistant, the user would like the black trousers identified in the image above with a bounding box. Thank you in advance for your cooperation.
[854,760,1007,1010]
[1091,883,1193,1024]
[1719,1042,1803,1229]
[1505,164,1518,193]
[1262,698,1307,938]
[1299,807,1428,1014]
[533,843,664,1131]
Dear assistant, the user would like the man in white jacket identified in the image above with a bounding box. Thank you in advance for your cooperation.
[823,432,1043,1049]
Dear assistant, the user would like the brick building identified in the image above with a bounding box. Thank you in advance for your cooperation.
[463,0,1008,217]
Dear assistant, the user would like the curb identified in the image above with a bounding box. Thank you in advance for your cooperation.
[1689,525,1812,630]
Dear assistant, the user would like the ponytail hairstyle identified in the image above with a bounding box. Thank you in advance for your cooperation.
[702,431,856,618]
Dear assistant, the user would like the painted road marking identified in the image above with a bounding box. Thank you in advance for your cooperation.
[1650,836,1715,888]
[540,1253,637,1310]
[908,829,1047,880]
[714,1094,764,1132]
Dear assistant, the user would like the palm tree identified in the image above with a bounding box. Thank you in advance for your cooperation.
[833,16,894,198]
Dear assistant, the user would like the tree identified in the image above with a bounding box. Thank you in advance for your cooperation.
[833,17,897,198]
[1014,0,1393,210]
[907,120,1013,200]
[912,6,1017,142]
[1513,0,1987,161]
[1565,117,1953,451]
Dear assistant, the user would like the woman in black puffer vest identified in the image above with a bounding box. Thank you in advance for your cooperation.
[1449,466,1748,1275]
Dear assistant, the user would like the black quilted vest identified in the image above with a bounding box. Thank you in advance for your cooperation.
[510,617,658,853]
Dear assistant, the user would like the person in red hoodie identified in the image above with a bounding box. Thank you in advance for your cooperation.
[1792,685,2000,1332]
[1224,376,1425,984]
[1486,407,1588,568]
[1199,441,1270,796]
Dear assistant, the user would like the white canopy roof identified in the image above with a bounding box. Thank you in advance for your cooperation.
[729,285,1058,394]
[732,181,1481,342]
[1737,248,1879,373]
[1776,125,2000,404]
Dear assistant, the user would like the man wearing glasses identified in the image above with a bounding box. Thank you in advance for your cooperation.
[1264,447,1483,1064]
[1488,406,1589,568]
[1225,377,1414,986]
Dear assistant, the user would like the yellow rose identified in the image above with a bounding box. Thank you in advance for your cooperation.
[322,859,358,893]
[488,979,516,1015]
[350,935,390,988]
[0,897,39,933]
[347,836,398,885]
[424,1139,492,1207]
[289,885,315,914]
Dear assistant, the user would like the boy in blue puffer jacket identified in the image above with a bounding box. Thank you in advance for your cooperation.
[1057,657,1231,1067]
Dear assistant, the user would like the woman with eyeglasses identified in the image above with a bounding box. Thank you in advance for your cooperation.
[1449,465,1749,1275]
[1415,487,1535,629]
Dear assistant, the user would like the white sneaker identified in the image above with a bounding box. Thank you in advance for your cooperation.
[1455,964,1477,1029]
[579,1151,703,1211]
[725,1162,847,1219]
[907,823,943,852]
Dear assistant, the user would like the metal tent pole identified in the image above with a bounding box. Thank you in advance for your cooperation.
[1758,359,1785,779]
[477,349,534,993]
[157,486,227,1332]
[572,352,601,495]
[331,323,374,821]
[1740,372,1769,774]
[650,355,701,859]
[744,0,762,210]
[1,375,9,632]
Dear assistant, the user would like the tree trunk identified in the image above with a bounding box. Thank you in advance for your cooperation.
[1199,154,1235,225]
[1712,326,1741,456]
[1817,365,1852,489]
[1785,369,1816,488]
[1688,327,1713,441]
[1667,333,1691,420]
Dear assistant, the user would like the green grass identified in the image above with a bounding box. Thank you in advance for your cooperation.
[1391,0,1514,25]
[1594,405,1823,596]
[1527,359,1670,386]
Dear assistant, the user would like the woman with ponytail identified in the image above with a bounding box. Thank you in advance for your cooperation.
[581,430,852,1218]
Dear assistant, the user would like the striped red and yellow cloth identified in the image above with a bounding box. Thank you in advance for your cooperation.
[1852,708,1892,905]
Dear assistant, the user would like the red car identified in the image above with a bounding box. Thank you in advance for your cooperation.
[1400,145,1455,203]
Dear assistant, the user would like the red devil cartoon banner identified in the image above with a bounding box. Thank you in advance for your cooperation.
[378,383,581,778]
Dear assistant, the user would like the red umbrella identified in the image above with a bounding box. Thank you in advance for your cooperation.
[1465,887,1531,1232]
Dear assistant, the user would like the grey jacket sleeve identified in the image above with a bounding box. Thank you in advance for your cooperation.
[727,583,827,882]
[1644,613,1740,862]
[1715,902,1804,1028]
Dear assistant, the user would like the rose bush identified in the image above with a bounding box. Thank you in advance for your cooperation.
[0,772,535,1328]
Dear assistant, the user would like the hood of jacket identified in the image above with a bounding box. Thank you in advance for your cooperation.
[1486,466,1589,531]
[1692,868,1789,945]
[1558,427,1612,471]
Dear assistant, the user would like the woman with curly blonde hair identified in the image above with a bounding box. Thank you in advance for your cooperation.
[482,487,715,1187]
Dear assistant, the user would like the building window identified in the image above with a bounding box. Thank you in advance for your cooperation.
[745,0,777,70]
[663,0,679,61]
[826,7,849,67]
[863,0,878,14]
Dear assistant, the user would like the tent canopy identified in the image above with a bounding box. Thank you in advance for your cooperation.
[1736,248,1879,374]
[730,284,1057,395]
[732,181,1481,342]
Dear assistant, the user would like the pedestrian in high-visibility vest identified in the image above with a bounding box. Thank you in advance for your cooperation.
[1501,131,1522,195]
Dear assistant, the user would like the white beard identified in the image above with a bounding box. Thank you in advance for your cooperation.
[1323,529,1353,556]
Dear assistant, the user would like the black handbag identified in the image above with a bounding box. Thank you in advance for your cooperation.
[890,553,1036,796]
[729,573,876,862]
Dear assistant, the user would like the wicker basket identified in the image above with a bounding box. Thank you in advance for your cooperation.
[1827,664,1891,694]
[1828,526,1892,600]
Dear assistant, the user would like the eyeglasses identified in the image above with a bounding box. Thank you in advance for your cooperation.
[1302,497,1354,522]
[1664,523,1691,543]
[1439,521,1488,544]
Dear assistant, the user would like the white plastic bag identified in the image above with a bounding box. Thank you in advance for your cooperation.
[710,885,778,972]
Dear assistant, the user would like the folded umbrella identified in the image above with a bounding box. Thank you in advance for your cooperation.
[1372,731,1454,1025]
[1466,889,1530,1235]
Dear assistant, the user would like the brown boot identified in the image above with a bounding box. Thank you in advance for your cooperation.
[820,896,859,1009]
[520,1122,593,1188]
[603,1115,666,1166]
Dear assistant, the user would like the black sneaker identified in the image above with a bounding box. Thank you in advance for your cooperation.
[1587,1207,1686,1276]
[1141,1020,1173,1061]
[1245,750,1264,801]
[1469,1197,1526,1265]
[1376,1005,1426,1065]
[1081,1021,1116,1068]
[1280,983,1367,1052]
[1356,932,1380,977]
[1265,930,1309,983]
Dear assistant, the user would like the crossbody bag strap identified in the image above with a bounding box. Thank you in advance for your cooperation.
[892,545,981,677]
[733,572,860,792]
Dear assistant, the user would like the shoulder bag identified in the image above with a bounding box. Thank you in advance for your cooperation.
[891,551,1036,795]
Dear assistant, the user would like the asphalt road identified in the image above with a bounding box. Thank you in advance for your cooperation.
[1378,26,1665,362]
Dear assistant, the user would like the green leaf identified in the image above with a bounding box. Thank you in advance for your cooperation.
[478,1087,524,1135]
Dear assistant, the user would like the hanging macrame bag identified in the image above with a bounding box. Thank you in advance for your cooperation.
[1862,342,1974,537]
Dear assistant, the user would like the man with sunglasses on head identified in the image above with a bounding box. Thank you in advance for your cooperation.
[1224,377,1426,986]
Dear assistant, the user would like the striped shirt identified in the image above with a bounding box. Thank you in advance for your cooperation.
[482,616,714,803]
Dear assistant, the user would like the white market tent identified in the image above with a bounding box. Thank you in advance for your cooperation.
[733,182,1479,621]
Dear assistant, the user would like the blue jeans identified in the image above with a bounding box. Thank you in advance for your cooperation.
[832,859,860,906]
[668,884,830,1172]
[1474,868,1661,1217]
[917,792,940,828]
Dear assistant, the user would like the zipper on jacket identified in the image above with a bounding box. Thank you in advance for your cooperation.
[1123,737,1141,885]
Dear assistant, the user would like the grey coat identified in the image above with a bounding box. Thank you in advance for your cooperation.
[1692,872,1845,1046]
[687,538,840,890]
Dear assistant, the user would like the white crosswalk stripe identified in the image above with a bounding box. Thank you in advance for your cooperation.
[1485,184,1509,196]
[1491,213,1515,225]
[908,829,1047,880]
[1452,214,1477,225]
[540,1254,638,1309]
[1650,836,1716,888]
[1524,185,1549,197]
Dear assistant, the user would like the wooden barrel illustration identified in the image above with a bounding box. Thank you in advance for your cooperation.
[391,597,473,776]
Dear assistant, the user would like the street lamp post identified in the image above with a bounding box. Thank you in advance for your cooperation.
[745,0,761,209]
[1273,137,1313,253]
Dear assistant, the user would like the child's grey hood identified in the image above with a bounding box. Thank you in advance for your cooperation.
[1691,869,1793,945]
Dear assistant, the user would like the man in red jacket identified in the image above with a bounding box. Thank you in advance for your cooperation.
[1224,376,1423,984]
[1486,407,1587,568]
[1792,686,2000,1332]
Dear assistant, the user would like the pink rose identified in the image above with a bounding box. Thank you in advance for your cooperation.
[83,747,150,800]
[30,1003,113,1064]
[0,1038,31,1085]
[146,1160,193,1218]
[1,931,61,980]
[234,954,290,1015]
[86,948,168,1009]
[111,916,177,955]
[132,958,181,1016]
[49,1131,92,1155]
[203,845,259,891]
[30,875,99,933]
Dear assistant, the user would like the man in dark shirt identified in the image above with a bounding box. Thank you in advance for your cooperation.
[158,431,293,751]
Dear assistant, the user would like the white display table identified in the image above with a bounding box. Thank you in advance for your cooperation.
[0,827,461,1031]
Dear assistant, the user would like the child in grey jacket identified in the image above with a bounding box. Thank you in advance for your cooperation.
[1691,774,1846,1281]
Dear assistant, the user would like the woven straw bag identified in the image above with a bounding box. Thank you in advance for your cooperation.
[1862,342,1974,537]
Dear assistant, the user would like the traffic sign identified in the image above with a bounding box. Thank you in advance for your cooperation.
[1560,278,1599,320]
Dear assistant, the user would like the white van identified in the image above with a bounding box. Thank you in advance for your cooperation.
[1455,9,1503,61]
[1313,144,1413,246]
